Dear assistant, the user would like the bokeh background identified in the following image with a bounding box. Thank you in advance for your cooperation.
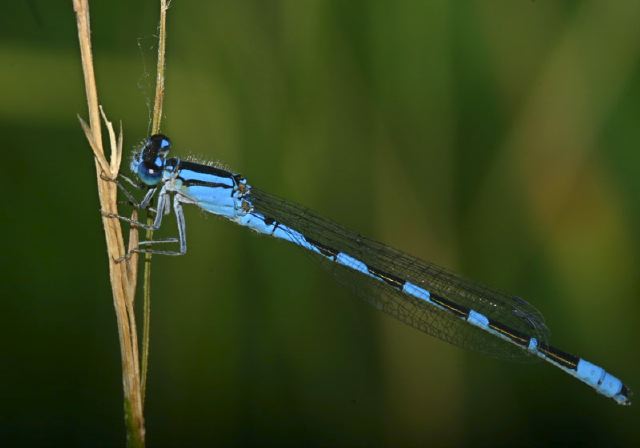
[2,1,640,446]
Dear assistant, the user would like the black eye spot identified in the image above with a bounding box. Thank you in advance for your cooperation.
[142,134,172,167]
[149,134,171,150]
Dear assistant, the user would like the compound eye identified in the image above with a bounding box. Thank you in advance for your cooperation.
[149,133,171,151]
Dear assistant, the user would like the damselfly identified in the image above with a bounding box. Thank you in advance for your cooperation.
[109,134,631,406]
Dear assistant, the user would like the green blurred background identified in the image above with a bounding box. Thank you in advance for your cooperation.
[2,1,640,446]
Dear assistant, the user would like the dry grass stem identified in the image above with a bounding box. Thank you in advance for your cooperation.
[141,0,169,405]
[72,0,146,445]
[73,0,170,442]
[151,0,169,134]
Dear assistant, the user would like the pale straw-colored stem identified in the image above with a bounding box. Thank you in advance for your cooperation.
[141,0,170,406]
[72,0,146,445]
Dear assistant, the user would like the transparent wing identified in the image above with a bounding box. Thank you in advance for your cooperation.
[249,188,549,361]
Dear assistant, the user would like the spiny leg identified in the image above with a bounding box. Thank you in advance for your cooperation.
[101,211,157,230]
[105,187,183,261]
[102,183,169,229]
[100,172,159,212]
[129,193,188,257]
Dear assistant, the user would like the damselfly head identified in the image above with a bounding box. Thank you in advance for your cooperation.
[131,134,172,186]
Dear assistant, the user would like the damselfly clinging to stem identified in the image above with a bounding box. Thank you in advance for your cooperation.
[107,134,631,406]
